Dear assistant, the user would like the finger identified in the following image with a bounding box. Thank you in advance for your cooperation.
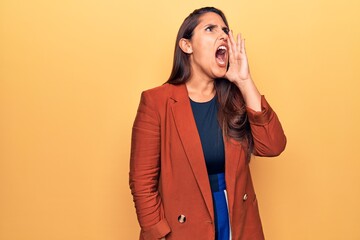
[237,33,241,51]
[227,30,236,61]
[241,38,246,54]
[227,34,234,62]
[228,31,233,48]
[230,31,238,51]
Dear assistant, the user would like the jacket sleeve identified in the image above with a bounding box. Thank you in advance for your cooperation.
[246,95,287,157]
[129,91,171,239]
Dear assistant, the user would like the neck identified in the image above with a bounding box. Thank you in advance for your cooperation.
[186,76,216,102]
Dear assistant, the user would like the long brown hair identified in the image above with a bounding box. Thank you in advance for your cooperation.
[166,7,253,159]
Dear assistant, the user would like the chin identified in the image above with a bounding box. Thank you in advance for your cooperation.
[213,68,227,78]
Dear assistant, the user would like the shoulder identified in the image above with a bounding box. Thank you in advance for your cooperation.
[141,83,185,103]
[136,84,184,120]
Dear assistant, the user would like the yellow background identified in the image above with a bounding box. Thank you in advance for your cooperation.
[1,0,359,239]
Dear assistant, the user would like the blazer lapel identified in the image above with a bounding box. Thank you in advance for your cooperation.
[170,84,214,221]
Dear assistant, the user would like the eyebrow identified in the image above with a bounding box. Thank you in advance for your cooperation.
[203,24,229,31]
[203,23,230,32]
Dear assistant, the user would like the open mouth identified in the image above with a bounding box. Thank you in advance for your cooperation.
[215,45,227,66]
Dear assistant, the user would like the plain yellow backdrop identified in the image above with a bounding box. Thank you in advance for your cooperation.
[1,0,359,239]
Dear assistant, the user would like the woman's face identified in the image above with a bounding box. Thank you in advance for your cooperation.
[187,12,229,80]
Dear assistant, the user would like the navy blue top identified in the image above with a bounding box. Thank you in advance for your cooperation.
[190,96,225,174]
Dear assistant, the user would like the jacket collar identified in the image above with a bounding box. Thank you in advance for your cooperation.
[168,83,189,103]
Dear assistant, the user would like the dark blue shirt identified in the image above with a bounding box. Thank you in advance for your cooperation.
[190,96,225,174]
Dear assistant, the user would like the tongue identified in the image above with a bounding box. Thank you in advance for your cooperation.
[216,49,226,65]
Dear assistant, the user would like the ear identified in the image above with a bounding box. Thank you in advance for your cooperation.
[179,38,193,54]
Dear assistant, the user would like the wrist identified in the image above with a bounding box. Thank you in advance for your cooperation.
[233,77,253,90]
[234,78,262,111]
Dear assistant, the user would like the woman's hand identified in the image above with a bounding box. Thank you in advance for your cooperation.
[225,31,251,84]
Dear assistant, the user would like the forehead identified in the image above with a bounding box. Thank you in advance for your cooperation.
[197,12,227,27]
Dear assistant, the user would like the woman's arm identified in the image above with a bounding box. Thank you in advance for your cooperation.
[129,91,170,239]
[225,31,286,156]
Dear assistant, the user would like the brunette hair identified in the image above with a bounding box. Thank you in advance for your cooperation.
[166,7,253,159]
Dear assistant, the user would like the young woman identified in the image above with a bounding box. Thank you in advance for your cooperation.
[129,7,286,240]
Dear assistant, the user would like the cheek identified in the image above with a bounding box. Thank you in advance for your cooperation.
[194,43,214,62]
[192,37,213,54]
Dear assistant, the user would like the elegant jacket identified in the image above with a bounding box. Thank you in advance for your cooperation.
[129,83,286,240]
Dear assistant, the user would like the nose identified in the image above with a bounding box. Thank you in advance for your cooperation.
[219,31,228,42]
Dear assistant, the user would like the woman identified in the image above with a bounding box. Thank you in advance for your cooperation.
[130,7,286,240]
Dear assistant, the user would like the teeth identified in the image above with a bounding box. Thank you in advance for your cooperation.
[217,46,227,51]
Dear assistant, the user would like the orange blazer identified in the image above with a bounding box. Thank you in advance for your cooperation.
[130,83,286,240]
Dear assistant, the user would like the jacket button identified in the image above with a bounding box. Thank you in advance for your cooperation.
[178,215,186,223]
[243,193,248,201]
